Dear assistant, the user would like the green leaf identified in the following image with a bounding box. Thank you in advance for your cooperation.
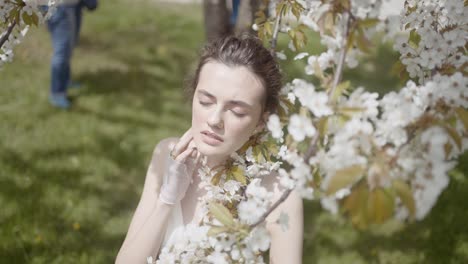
[392,60,410,84]
[359,18,380,28]
[392,179,415,219]
[231,166,247,185]
[264,21,272,36]
[343,182,370,229]
[211,170,224,186]
[255,10,266,21]
[356,27,372,53]
[291,4,301,21]
[275,2,285,16]
[367,188,394,224]
[338,106,365,118]
[317,11,334,34]
[288,28,296,39]
[283,4,290,16]
[31,12,39,26]
[208,202,235,227]
[295,30,306,49]
[316,116,328,138]
[346,30,355,52]
[455,107,468,130]
[297,23,308,31]
[326,165,365,195]
[444,142,453,159]
[9,8,19,21]
[22,12,32,26]
[331,81,351,102]
[443,124,462,151]
[409,29,421,49]
[207,226,229,236]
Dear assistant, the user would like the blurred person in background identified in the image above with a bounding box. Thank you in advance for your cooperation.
[230,0,240,26]
[42,0,97,109]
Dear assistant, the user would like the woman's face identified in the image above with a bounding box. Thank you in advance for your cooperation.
[192,61,266,158]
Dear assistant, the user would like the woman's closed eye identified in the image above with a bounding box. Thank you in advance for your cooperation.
[199,100,247,117]
[230,110,247,117]
[199,101,212,106]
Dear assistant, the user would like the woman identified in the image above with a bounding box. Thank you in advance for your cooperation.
[116,35,303,263]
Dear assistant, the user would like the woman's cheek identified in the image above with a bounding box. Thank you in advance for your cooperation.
[229,120,254,146]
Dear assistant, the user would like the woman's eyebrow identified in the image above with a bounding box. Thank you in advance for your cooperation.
[198,89,215,99]
[198,89,252,109]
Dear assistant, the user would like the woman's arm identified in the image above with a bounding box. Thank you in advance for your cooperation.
[115,138,177,264]
[265,181,304,264]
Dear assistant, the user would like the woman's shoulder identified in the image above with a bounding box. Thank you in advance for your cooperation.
[153,137,179,156]
[262,172,303,226]
[148,137,179,174]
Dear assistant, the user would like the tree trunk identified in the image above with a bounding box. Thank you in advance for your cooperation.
[234,0,260,36]
[203,0,231,41]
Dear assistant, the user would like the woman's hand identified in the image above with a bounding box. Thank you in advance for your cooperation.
[158,128,201,205]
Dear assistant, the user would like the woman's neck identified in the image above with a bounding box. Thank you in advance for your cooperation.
[204,154,230,170]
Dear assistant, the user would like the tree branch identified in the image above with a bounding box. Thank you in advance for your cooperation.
[250,188,293,229]
[329,11,352,97]
[304,133,319,162]
[269,3,285,55]
[0,20,17,50]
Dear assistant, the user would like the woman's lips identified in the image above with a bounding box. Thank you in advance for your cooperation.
[201,131,223,146]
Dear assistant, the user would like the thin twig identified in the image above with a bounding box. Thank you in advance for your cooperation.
[0,20,17,50]
[270,3,285,55]
[329,11,352,97]
[304,133,319,162]
[250,188,293,229]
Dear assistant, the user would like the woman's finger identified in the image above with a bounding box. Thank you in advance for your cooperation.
[172,137,192,158]
[175,146,196,163]
[174,138,195,158]
[191,149,197,158]
[172,128,193,157]
[194,150,202,165]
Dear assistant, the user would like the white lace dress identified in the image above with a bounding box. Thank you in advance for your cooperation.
[160,152,186,248]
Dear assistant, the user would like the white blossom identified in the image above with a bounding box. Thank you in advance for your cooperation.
[246,226,271,252]
[207,251,229,264]
[238,199,266,225]
[288,114,317,142]
[267,114,283,140]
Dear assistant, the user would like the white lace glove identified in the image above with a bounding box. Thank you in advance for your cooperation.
[159,128,201,205]
[158,154,193,205]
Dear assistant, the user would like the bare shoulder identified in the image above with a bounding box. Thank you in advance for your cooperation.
[153,137,179,156]
[261,172,303,228]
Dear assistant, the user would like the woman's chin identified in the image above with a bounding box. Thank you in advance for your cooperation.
[196,143,229,158]
[197,145,221,156]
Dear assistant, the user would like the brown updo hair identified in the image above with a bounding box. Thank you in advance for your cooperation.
[186,35,282,114]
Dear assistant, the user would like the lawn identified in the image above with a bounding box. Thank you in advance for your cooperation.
[0,1,467,263]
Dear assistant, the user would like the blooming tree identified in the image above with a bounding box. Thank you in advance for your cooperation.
[0,0,57,68]
[266,0,467,225]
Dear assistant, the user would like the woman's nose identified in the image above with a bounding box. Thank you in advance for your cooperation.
[207,108,224,129]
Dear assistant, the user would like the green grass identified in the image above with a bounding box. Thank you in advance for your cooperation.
[0,1,467,263]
